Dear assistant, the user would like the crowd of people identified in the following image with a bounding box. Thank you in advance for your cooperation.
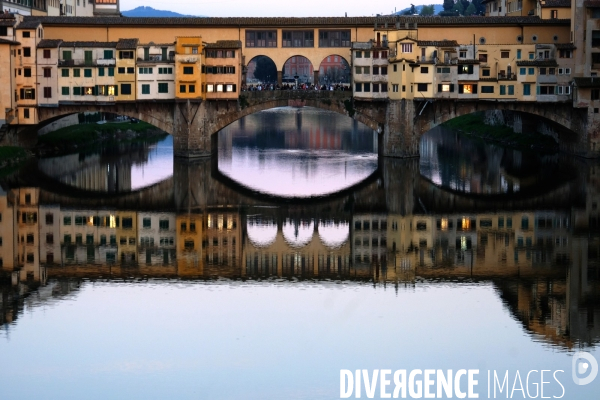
[241,83,351,92]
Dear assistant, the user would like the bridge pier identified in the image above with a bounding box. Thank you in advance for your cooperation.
[382,100,420,158]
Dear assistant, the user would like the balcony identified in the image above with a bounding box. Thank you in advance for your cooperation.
[498,72,516,80]
[137,54,175,63]
[177,56,199,64]
[58,58,115,67]
[417,55,436,64]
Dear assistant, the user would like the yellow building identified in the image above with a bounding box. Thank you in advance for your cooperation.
[175,212,203,275]
[116,211,137,263]
[15,20,44,125]
[175,36,203,99]
[115,38,138,102]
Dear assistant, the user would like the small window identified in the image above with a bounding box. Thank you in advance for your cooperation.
[141,84,150,95]
[183,66,194,74]
[500,51,509,58]
[121,84,132,95]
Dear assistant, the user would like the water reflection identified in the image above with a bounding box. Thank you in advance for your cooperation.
[37,135,173,192]
[217,107,378,197]
[420,126,561,195]
[2,113,600,399]
[1,173,599,350]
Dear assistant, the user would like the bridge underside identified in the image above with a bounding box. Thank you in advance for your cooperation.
[385,99,594,158]
[36,95,593,158]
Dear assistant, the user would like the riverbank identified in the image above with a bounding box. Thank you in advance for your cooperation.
[36,120,168,156]
[442,113,559,153]
[0,146,33,177]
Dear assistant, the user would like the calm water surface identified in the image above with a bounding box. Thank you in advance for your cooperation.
[1,108,599,399]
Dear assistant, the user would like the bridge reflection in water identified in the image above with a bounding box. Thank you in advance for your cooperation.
[1,156,600,351]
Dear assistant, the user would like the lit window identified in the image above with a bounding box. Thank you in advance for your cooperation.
[207,84,214,92]
[463,84,473,94]
[462,218,471,230]
[216,84,223,92]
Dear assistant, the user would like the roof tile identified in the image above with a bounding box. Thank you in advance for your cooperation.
[24,15,571,27]
[37,39,63,48]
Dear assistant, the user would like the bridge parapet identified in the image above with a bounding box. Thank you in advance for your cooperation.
[240,89,351,104]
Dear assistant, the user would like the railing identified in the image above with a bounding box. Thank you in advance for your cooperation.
[137,55,175,62]
[59,58,115,67]
[178,57,199,63]
[240,89,351,103]
[498,73,516,80]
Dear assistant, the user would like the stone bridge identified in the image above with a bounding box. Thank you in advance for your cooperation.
[35,93,597,158]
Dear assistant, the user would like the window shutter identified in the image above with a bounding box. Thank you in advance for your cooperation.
[33,213,37,223]
[80,87,84,96]
[458,85,464,94]
[468,65,474,74]
[449,84,454,92]
[536,85,540,95]
[114,85,118,96]
[232,84,237,92]
[31,89,35,99]
[19,88,24,99]
[438,84,442,92]
[473,84,478,94]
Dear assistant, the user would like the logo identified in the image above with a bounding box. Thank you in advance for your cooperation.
[572,351,598,386]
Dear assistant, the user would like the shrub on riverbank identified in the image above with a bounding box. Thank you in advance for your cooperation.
[0,146,30,176]
[37,121,156,146]
[442,112,558,152]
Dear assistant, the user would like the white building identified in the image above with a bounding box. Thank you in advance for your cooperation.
[136,42,175,100]
[351,41,389,101]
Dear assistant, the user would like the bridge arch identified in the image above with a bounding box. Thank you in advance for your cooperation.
[317,54,351,85]
[282,55,314,84]
[245,55,278,85]
[412,100,587,156]
[211,91,382,136]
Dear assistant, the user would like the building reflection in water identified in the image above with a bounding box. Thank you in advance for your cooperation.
[217,107,378,197]
[36,136,173,192]
[1,183,599,350]
[420,126,560,195]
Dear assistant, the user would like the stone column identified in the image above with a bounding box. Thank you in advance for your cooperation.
[313,70,319,85]
[277,71,283,86]
[173,100,211,158]
[173,157,212,211]
[383,99,420,157]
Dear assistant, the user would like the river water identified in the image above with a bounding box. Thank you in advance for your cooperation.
[0,107,598,399]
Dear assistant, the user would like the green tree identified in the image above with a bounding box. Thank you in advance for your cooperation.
[453,0,465,15]
[443,0,454,11]
[420,5,435,15]
[465,2,477,15]
[410,4,417,14]
[471,0,485,14]
[251,56,277,83]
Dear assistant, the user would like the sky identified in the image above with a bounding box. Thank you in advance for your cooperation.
[119,0,418,17]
